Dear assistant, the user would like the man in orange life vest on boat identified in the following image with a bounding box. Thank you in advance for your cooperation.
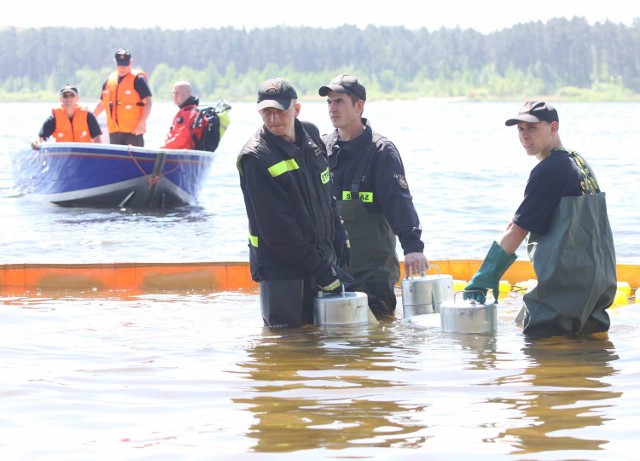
[161,81,200,149]
[93,48,153,147]
[464,101,617,337]
[31,84,102,150]
[237,77,353,328]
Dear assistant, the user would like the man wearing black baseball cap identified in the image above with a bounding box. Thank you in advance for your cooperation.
[31,84,103,150]
[319,74,429,319]
[237,77,352,328]
[464,101,616,337]
[93,48,153,146]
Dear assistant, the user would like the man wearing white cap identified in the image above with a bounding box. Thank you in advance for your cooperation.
[31,84,102,150]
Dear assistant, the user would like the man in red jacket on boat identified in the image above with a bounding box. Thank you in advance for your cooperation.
[161,81,200,150]
[31,84,102,150]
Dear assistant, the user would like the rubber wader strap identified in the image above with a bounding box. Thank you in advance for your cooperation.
[342,136,376,198]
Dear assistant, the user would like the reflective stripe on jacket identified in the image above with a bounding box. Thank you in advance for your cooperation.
[324,119,424,255]
[237,119,337,281]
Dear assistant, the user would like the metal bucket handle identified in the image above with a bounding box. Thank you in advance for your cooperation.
[453,289,480,306]
[405,263,441,280]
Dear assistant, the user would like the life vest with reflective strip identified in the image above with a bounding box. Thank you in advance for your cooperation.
[52,106,93,143]
[102,70,147,133]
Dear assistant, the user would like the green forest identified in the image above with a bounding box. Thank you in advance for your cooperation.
[1,16,639,102]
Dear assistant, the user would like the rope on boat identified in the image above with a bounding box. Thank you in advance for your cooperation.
[125,145,182,189]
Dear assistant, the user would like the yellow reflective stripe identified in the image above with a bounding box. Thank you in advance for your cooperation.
[268,159,299,177]
[249,233,259,248]
[320,167,330,184]
[341,191,373,202]
[359,192,373,203]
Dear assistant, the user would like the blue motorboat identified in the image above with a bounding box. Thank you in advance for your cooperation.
[12,142,216,208]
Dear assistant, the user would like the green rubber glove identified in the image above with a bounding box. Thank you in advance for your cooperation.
[464,241,517,304]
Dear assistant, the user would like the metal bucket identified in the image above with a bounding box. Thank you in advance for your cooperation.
[401,265,453,318]
[314,291,371,326]
[440,292,497,334]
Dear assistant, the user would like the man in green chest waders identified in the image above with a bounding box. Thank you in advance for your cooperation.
[319,75,429,320]
[464,101,617,337]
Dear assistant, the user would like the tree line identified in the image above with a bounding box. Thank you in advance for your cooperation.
[1,16,639,102]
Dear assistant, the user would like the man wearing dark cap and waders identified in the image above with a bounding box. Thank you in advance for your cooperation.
[319,74,429,320]
[464,101,617,337]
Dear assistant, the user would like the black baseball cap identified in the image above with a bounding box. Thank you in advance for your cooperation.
[505,101,559,126]
[257,78,298,110]
[59,84,78,96]
[318,74,366,101]
[114,48,132,66]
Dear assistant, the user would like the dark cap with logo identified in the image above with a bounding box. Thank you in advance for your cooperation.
[257,78,298,111]
[505,101,559,126]
[59,84,78,96]
[114,48,132,66]
[318,74,366,101]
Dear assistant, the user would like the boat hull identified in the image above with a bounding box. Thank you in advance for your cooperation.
[13,142,215,208]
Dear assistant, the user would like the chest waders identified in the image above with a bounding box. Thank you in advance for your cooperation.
[523,193,617,337]
[259,279,315,328]
[338,142,399,316]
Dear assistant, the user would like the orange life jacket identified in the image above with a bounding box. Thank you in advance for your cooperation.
[101,70,147,134]
[52,106,94,143]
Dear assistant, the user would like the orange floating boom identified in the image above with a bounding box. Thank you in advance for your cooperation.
[1,260,638,296]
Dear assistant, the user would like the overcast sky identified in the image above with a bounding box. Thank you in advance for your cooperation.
[3,0,637,33]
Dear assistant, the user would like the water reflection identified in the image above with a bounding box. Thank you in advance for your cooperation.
[497,335,621,455]
[235,325,431,452]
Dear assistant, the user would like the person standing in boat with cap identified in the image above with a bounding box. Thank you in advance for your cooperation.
[31,84,102,150]
[319,74,429,319]
[237,77,353,328]
[463,101,617,337]
[161,81,200,149]
[93,48,153,147]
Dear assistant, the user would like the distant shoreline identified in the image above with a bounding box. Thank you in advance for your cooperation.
[3,92,640,103]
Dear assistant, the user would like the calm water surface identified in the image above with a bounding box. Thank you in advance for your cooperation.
[1,100,639,264]
[1,291,639,460]
[1,100,639,460]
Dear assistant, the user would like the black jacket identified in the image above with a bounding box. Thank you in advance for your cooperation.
[325,119,424,255]
[238,119,341,281]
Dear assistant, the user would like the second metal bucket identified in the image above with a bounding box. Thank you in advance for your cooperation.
[401,265,453,318]
[440,292,497,334]
[314,291,371,326]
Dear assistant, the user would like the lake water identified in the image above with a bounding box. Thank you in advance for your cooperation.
[1,100,640,460]
[1,100,639,264]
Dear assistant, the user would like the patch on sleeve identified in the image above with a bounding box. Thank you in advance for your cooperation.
[394,173,409,189]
